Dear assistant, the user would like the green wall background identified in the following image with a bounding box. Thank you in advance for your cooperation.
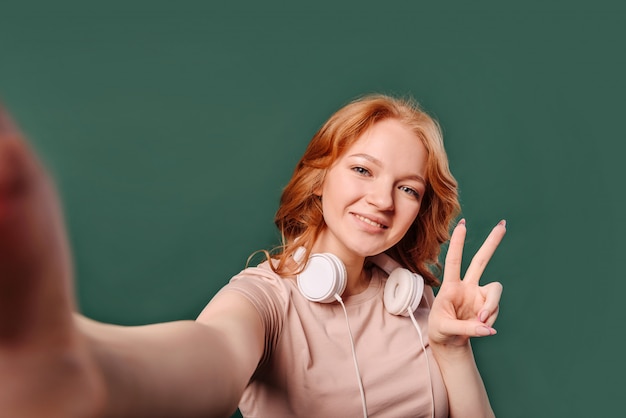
[1,2,624,417]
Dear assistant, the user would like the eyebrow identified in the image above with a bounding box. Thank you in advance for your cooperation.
[348,153,427,185]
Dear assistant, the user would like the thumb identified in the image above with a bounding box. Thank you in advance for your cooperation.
[0,104,75,345]
[435,318,497,339]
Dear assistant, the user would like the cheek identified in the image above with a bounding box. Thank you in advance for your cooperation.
[397,202,421,230]
[322,173,358,204]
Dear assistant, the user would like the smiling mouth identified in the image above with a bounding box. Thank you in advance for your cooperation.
[353,214,388,229]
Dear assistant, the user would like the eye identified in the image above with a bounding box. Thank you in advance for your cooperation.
[399,185,420,199]
[352,166,371,176]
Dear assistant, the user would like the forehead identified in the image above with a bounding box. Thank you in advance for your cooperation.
[343,119,427,173]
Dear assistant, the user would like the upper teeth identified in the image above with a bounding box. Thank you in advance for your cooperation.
[355,214,384,228]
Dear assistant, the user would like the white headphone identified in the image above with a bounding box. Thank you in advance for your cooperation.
[295,249,425,316]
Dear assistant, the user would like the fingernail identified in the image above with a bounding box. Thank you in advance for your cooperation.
[498,219,507,229]
[476,326,492,336]
[479,310,489,322]
[458,218,466,226]
[476,326,497,336]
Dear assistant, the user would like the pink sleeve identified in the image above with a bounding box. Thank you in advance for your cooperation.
[217,266,290,370]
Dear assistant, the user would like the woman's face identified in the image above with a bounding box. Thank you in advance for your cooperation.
[313,118,428,263]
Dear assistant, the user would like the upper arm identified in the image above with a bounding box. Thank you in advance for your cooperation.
[196,290,265,387]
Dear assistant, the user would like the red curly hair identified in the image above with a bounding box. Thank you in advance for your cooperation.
[270,94,460,286]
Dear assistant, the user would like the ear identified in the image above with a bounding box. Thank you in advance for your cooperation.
[311,169,327,197]
[312,182,323,197]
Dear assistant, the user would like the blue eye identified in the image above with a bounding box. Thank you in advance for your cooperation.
[352,166,371,176]
[399,186,420,198]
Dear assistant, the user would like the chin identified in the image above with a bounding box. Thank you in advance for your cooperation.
[349,242,393,258]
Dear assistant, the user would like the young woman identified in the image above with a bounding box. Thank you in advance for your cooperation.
[0,95,505,417]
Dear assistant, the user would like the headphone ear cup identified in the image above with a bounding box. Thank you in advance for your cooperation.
[297,253,347,303]
[383,268,424,316]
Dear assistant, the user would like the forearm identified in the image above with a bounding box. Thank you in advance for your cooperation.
[431,342,495,418]
[78,317,248,418]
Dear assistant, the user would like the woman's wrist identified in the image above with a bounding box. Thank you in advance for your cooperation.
[429,339,474,362]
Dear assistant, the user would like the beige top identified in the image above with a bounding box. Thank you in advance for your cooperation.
[220,262,449,418]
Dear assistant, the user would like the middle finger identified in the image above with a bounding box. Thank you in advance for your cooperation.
[464,220,506,284]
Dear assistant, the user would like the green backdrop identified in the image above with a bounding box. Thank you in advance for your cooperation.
[1,2,624,417]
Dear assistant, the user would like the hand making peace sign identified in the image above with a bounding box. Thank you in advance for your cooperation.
[428,219,506,348]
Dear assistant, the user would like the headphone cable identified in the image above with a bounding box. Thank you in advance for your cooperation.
[335,294,368,418]
[408,309,435,418]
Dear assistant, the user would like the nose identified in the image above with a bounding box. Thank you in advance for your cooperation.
[366,180,394,211]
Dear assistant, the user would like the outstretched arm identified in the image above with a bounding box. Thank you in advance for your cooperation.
[78,291,264,417]
[0,104,263,417]
[428,219,506,418]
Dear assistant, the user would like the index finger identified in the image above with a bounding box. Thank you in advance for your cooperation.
[443,219,467,283]
[464,220,507,285]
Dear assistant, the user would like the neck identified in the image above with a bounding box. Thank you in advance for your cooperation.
[342,258,371,297]
[309,233,372,297]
